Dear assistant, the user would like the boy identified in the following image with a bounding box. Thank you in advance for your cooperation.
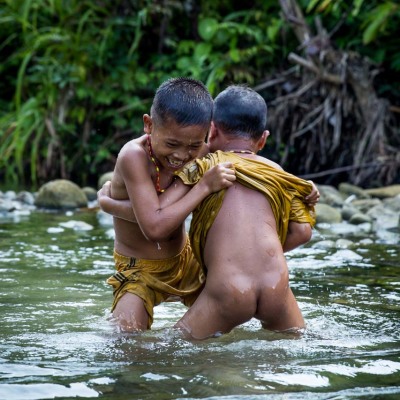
[173,85,316,339]
[106,77,235,332]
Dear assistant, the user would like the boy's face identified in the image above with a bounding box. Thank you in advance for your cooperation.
[144,116,208,172]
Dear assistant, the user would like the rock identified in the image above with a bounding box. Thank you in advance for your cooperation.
[350,198,382,213]
[326,249,363,261]
[82,186,98,202]
[349,213,372,225]
[98,172,113,189]
[341,204,359,221]
[318,185,345,207]
[358,238,374,245]
[4,190,16,200]
[335,239,354,248]
[0,198,15,212]
[59,220,94,231]
[312,240,336,249]
[35,179,88,209]
[338,182,370,199]
[16,191,36,205]
[315,203,342,224]
[382,195,400,212]
[367,205,399,231]
[364,184,400,199]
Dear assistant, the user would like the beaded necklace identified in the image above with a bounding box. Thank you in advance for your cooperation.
[146,134,166,193]
[229,150,255,155]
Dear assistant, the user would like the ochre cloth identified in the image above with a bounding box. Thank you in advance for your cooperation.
[177,151,316,268]
[106,238,205,328]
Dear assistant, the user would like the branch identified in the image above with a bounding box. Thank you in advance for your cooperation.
[288,52,343,84]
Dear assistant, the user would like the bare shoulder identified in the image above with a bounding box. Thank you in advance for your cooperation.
[255,155,284,171]
[112,135,148,197]
[117,135,147,164]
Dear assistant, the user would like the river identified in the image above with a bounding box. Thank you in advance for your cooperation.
[0,208,399,399]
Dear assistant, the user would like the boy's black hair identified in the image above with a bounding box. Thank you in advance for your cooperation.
[213,85,267,140]
[151,77,213,128]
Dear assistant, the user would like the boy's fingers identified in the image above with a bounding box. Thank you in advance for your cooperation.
[220,162,234,169]
[100,181,111,196]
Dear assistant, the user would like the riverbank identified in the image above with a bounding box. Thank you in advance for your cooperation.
[1,180,399,248]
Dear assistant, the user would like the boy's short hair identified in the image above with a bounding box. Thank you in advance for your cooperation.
[151,77,213,128]
[213,85,267,140]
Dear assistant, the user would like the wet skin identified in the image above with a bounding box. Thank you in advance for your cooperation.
[110,118,208,260]
[175,174,305,340]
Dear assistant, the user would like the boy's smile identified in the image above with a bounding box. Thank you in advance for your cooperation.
[144,115,208,172]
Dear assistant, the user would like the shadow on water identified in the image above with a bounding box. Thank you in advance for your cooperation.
[0,209,399,399]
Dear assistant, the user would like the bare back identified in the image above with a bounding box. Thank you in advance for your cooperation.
[204,183,293,319]
[175,154,305,339]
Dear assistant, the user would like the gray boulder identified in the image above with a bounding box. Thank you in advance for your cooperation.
[338,182,370,199]
[98,172,113,189]
[82,186,98,202]
[35,179,88,209]
[349,213,372,225]
[315,203,342,224]
[364,185,400,199]
[318,185,345,207]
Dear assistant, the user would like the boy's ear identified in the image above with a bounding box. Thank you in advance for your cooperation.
[143,114,152,134]
[257,130,270,151]
[208,121,218,141]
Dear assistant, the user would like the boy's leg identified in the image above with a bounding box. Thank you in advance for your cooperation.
[258,287,305,332]
[174,294,226,340]
[175,288,254,340]
[112,292,149,332]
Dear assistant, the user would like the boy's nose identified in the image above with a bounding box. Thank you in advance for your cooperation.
[173,149,190,161]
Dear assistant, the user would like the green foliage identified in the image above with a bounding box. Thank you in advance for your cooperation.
[0,0,154,187]
[0,0,399,188]
[175,8,281,94]
[303,0,400,70]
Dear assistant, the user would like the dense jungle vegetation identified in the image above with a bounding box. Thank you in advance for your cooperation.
[0,0,399,190]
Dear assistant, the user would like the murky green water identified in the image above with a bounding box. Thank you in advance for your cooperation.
[0,209,399,399]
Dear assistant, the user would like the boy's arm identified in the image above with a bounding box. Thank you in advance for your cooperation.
[283,221,312,252]
[283,182,318,252]
[98,181,137,222]
[115,146,235,241]
[97,177,195,223]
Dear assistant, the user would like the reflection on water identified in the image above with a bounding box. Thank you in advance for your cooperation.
[0,209,399,399]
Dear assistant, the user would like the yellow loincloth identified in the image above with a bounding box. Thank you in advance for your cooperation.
[176,151,316,268]
[106,237,205,328]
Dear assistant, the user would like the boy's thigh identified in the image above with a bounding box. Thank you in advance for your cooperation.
[176,290,252,339]
[113,281,168,329]
[256,288,305,331]
[113,292,149,331]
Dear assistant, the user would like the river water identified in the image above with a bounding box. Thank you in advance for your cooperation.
[0,208,399,399]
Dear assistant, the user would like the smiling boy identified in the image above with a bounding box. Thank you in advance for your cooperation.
[106,77,235,331]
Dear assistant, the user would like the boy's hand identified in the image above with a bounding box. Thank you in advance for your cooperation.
[305,180,320,206]
[97,181,111,204]
[202,162,236,193]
